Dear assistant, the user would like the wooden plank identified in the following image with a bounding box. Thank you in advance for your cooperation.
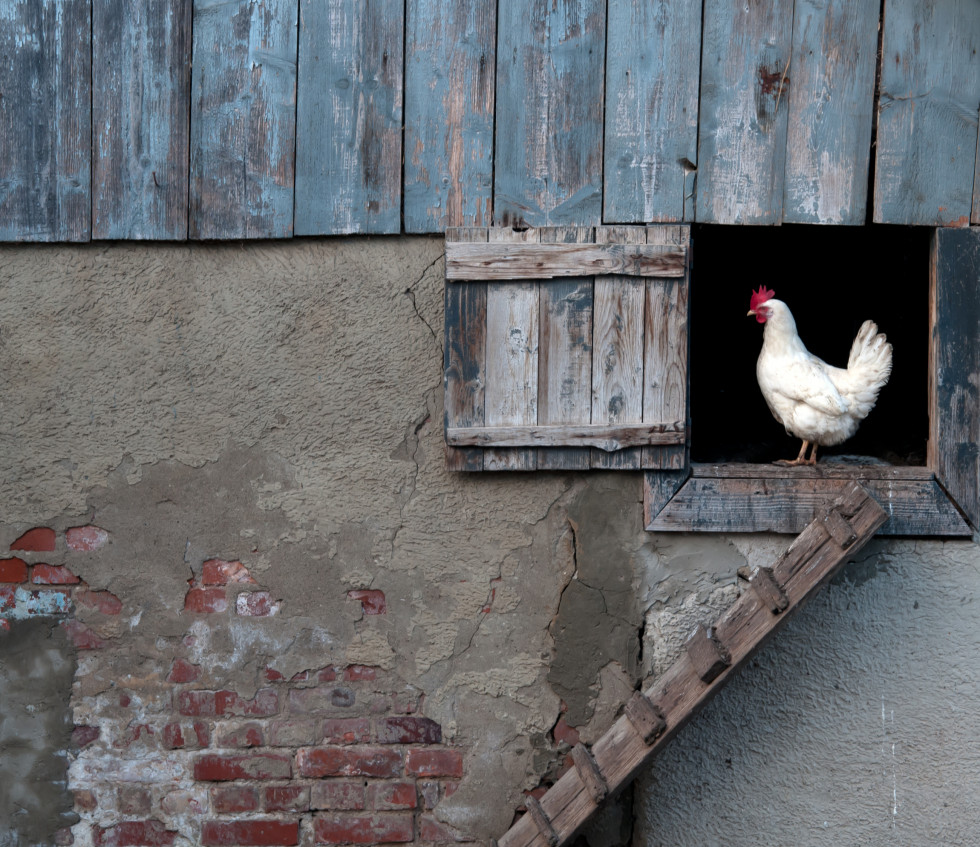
[524,796,559,847]
[623,692,666,745]
[747,566,789,614]
[403,0,496,232]
[295,0,403,235]
[189,0,297,239]
[691,462,935,481]
[696,0,794,224]
[929,227,980,528]
[569,745,607,805]
[0,0,90,241]
[493,0,605,227]
[498,484,888,847]
[783,0,878,224]
[874,0,980,226]
[822,508,857,549]
[685,624,731,684]
[642,225,689,470]
[92,0,191,239]
[603,0,701,223]
[644,474,972,536]
[484,228,540,470]
[447,423,684,450]
[974,114,980,224]
[537,227,593,470]
[592,227,646,469]
[642,470,690,528]
[445,242,686,281]
[444,228,489,472]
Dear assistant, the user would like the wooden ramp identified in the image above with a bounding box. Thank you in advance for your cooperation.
[498,482,888,847]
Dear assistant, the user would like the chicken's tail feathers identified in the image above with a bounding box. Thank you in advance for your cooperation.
[845,320,893,416]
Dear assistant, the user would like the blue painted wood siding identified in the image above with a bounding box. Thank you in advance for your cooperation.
[1,0,978,239]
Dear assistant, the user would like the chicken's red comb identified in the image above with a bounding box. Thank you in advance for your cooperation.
[749,286,776,312]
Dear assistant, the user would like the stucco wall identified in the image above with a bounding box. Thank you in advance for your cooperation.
[0,238,978,847]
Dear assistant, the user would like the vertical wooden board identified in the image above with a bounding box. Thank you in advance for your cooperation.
[494,0,605,227]
[295,0,403,235]
[0,0,90,241]
[974,118,980,224]
[189,0,297,240]
[874,0,980,226]
[783,0,878,225]
[537,227,594,470]
[592,227,645,469]
[93,0,191,239]
[929,227,980,529]
[696,0,794,225]
[603,0,701,223]
[643,226,689,470]
[484,228,540,470]
[444,228,488,471]
[404,0,496,233]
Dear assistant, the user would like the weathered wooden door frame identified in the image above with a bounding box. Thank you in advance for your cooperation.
[646,226,979,536]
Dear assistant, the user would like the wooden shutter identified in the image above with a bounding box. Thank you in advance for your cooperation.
[444,226,689,471]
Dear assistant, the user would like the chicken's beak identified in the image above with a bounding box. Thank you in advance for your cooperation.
[747,309,756,317]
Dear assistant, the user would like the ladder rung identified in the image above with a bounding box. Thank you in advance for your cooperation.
[570,743,608,804]
[525,795,559,847]
[624,691,666,744]
[749,566,789,613]
[686,623,731,683]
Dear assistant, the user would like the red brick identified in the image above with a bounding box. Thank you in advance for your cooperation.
[202,559,255,586]
[314,813,413,845]
[118,787,152,815]
[367,781,418,810]
[216,688,279,717]
[210,785,259,813]
[342,665,376,682]
[418,781,441,810]
[406,749,463,778]
[0,557,28,583]
[201,820,298,847]
[1,586,16,612]
[167,658,201,684]
[178,690,215,716]
[346,589,386,615]
[216,722,264,748]
[92,820,177,847]
[194,753,292,781]
[61,620,106,650]
[31,564,80,585]
[419,814,469,842]
[74,789,98,812]
[10,527,56,552]
[72,725,100,748]
[552,715,580,747]
[297,746,402,779]
[265,666,286,682]
[321,718,371,745]
[311,781,365,811]
[162,723,185,749]
[269,719,316,746]
[76,588,123,615]
[237,591,279,616]
[184,587,227,613]
[377,716,441,745]
[66,525,109,551]
[264,785,310,812]
[288,686,356,714]
[195,722,211,747]
[317,667,338,682]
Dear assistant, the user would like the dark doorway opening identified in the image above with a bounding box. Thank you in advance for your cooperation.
[689,224,929,465]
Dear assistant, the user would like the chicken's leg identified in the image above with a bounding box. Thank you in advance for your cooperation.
[775,440,813,466]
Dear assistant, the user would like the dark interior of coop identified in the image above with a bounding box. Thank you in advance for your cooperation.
[689,224,930,466]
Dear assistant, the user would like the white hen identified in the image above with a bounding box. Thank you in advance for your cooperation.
[747,286,892,465]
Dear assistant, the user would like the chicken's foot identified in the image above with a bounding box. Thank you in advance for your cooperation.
[775,440,818,466]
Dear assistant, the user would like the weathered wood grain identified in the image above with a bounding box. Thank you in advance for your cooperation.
[494,0,606,227]
[537,228,593,470]
[569,745,607,804]
[0,0,90,241]
[929,227,980,529]
[642,470,690,527]
[592,227,646,469]
[783,0,878,224]
[189,0,297,239]
[498,484,888,847]
[446,242,686,280]
[692,462,934,480]
[874,0,980,226]
[747,566,789,614]
[974,114,980,224]
[484,228,540,470]
[447,423,684,450]
[444,228,489,471]
[642,225,689,470]
[644,473,971,536]
[685,623,730,683]
[93,0,191,239]
[696,0,794,224]
[603,0,702,222]
[295,0,402,235]
[404,0,496,232]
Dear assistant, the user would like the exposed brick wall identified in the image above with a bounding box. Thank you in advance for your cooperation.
[2,527,471,846]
